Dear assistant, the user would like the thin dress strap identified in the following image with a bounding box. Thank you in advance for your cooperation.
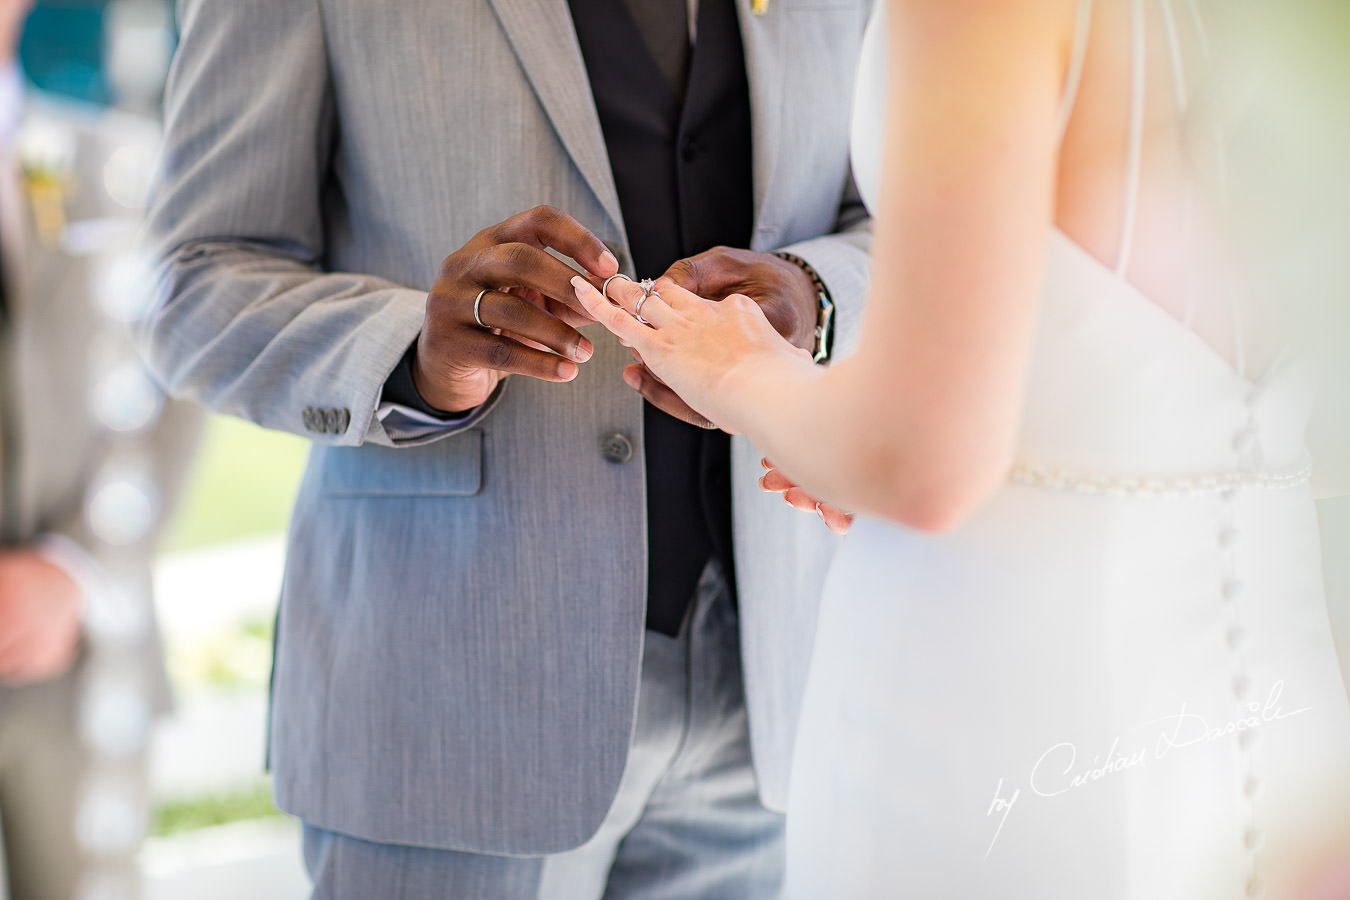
[1158,0,1190,111]
[1116,0,1147,277]
[1055,0,1094,142]
[1158,0,1195,326]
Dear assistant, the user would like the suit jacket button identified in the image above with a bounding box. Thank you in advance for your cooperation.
[302,408,318,432]
[600,432,634,465]
[323,408,340,434]
[337,409,351,434]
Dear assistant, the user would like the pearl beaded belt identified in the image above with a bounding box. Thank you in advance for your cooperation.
[1007,459,1312,499]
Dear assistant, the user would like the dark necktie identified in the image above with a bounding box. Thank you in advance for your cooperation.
[619,0,691,97]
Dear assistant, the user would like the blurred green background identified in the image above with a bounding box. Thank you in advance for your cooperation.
[163,415,308,553]
[152,414,308,838]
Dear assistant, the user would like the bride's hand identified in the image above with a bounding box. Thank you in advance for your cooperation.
[570,274,811,433]
[760,459,854,534]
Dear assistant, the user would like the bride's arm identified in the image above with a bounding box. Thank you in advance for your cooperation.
[576,0,1078,531]
[737,0,1077,531]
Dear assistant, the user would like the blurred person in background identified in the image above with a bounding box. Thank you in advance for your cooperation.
[0,0,198,896]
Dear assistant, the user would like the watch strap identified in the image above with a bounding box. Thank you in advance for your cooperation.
[772,250,835,363]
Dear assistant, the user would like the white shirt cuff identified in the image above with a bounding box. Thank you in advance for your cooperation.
[376,400,475,442]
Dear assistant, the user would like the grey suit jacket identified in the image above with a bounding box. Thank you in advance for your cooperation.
[1,96,200,708]
[145,0,872,854]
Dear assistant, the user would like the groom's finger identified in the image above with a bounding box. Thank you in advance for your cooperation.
[504,286,593,330]
[484,205,618,281]
[542,296,594,329]
[662,248,742,299]
[468,289,592,363]
[455,329,581,383]
[469,243,603,316]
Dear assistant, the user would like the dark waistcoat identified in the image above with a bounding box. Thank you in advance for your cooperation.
[568,0,754,635]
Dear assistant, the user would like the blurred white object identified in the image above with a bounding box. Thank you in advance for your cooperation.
[87,464,162,547]
[104,0,174,111]
[152,536,287,644]
[76,772,148,857]
[142,819,310,900]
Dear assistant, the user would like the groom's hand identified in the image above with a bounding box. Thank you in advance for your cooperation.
[414,206,618,414]
[623,247,818,429]
[664,246,818,350]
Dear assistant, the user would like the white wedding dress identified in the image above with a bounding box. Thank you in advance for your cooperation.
[784,2,1350,898]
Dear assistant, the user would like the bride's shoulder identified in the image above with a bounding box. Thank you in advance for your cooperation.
[883,0,1075,30]
[879,0,1082,89]
[887,0,1084,53]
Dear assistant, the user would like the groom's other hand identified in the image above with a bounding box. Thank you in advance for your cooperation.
[414,206,618,413]
[663,247,818,351]
[625,247,817,428]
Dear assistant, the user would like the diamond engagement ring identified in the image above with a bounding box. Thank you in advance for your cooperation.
[635,278,657,325]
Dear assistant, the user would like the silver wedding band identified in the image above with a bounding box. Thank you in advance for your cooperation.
[473,288,491,329]
[601,273,632,300]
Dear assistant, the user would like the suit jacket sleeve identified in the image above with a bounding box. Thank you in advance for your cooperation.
[142,0,498,448]
[773,167,873,361]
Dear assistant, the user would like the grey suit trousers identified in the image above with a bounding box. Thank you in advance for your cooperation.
[301,562,785,900]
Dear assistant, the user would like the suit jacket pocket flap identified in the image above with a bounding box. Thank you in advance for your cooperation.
[321,429,483,496]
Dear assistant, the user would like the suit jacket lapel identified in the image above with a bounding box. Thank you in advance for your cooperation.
[487,0,626,236]
[734,0,784,239]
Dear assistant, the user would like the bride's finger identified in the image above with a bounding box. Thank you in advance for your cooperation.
[819,506,854,535]
[604,277,675,328]
[651,277,708,311]
[760,468,796,495]
[571,276,652,346]
[782,486,854,534]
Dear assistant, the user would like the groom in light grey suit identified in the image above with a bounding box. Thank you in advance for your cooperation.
[144,0,871,895]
